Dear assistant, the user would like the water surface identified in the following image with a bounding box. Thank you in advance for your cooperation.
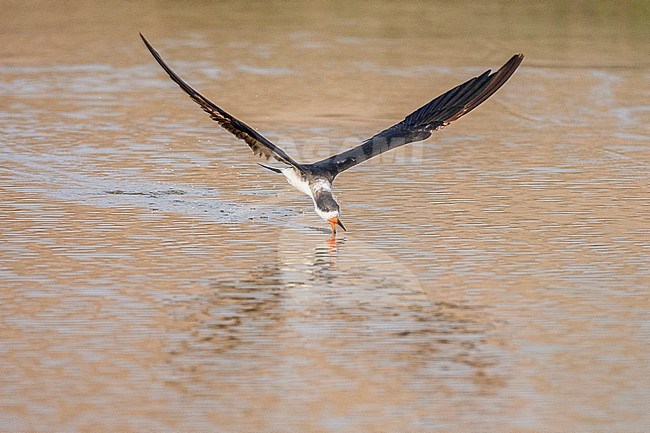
[1,1,649,432]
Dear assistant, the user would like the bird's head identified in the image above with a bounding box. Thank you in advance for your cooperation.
[315,202,346,234]
[327,214,346,234]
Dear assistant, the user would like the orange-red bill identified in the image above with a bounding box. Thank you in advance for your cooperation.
[328,217,346,232]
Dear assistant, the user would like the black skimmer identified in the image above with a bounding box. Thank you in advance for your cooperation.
[141,33,523,236]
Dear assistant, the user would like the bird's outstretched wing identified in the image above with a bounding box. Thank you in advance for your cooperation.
[314,54,524,176]
[140,33,303,170]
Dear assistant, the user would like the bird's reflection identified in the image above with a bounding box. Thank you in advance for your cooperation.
[166,233,506,399]
[312,234,345,276]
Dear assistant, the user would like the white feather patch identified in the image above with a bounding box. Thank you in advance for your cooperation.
[281,168,313,198]
[315,208,339,221]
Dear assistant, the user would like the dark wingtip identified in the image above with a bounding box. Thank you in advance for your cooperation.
[508,53,525,70]
[140,32,155,51]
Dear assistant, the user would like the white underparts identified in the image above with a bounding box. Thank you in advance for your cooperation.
[281,168,339,222]
[281,168,313,198]
[315,207,339,222]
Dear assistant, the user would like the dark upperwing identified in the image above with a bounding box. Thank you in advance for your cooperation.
[312,53,524,177]
[140,33,304,171]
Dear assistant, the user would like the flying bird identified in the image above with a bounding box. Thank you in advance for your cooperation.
[140,33,523,236]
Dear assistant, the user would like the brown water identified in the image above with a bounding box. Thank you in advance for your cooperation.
[2,1,649,432]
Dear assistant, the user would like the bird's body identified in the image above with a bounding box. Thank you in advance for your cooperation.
[275,166,344,232]
[140,33,523,236]
[281,167,314,199]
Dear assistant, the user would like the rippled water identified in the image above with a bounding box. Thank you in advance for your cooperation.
[1,1,649,432]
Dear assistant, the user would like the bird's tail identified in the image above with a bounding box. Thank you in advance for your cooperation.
[257,163,282,173]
